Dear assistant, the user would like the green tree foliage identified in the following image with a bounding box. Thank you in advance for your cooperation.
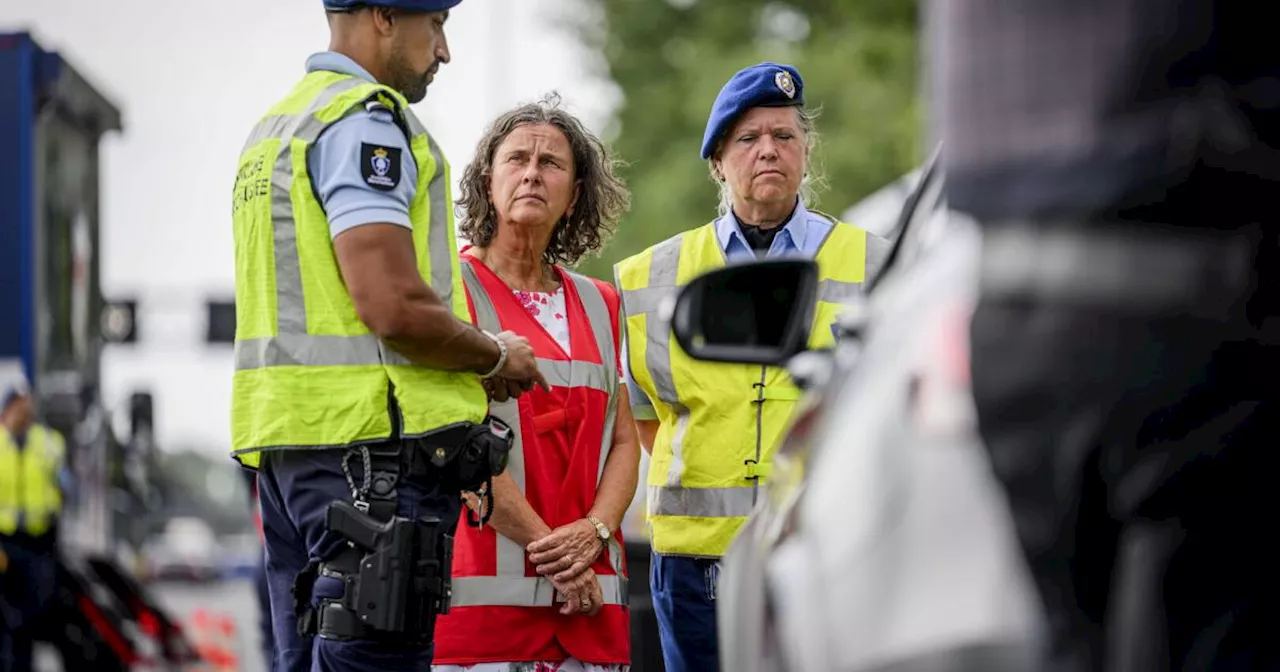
[566,0,921,280]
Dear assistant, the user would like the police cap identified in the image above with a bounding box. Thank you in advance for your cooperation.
[323,0,462,12]
[701,62,804,160]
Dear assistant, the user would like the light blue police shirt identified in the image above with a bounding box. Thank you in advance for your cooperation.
[623,201,835,420]
[305,52,418,238]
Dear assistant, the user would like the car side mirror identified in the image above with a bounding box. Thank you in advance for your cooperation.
[669,259,819,366]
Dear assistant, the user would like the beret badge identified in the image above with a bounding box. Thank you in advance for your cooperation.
[774,70,796,99]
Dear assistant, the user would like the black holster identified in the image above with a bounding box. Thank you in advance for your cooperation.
[292,442,453,643]
[311,501,451,642]
[291,419,512,642]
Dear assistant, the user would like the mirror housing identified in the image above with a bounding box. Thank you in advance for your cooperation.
[669,259,820,366]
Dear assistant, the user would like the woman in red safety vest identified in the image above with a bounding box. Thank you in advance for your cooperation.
[432,96,638,672]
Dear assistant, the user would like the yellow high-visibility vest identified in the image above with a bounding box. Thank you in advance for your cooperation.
[0,425,65,537]
[615,217,867,557]
[231,71,486,466]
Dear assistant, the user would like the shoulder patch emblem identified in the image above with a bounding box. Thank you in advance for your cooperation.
[360,143,402,191]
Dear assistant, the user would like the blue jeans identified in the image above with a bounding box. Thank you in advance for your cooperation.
[650,553,720,672]
[257,446,460,672]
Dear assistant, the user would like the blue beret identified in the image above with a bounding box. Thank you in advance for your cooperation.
[701,62,804,160]
[324,0,462,12]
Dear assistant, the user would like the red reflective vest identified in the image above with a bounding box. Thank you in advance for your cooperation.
[433,254,630,666]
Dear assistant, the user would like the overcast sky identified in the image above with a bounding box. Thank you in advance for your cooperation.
[2,0,617,453]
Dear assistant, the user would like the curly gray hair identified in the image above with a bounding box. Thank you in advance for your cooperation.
[456,94,630,267]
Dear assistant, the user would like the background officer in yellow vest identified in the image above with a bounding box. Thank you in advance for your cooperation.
[0,371,65,672]
[231,2,547,670]
[615,62,890,672]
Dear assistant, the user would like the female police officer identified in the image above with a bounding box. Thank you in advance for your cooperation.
[230,2,546,670]
[614,62,890,672]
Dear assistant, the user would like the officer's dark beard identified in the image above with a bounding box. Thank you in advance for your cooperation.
[388,50,433,104]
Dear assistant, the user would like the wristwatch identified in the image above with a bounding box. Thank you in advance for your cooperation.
[587,515,610,543]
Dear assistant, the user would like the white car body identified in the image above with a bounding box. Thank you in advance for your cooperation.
[717,166,1046,672]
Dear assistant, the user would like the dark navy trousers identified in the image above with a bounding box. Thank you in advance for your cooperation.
[257,446,460,672]
[0,536,56,672]
[650,552,721,672]
[254,544,275,668]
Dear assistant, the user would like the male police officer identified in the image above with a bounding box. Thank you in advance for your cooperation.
[616,63,889,672]
[0,371,65,672]
[231,2,547,670]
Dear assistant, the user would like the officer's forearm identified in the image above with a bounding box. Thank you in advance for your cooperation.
[335,223,500,374]
[589,389,641,533]
[467,472,552,548]
[378,298,500,374]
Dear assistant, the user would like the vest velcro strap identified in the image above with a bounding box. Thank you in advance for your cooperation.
[744,460,773,480]
[752,385,803,402]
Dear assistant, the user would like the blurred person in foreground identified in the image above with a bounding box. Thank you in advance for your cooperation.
[229,1,547,669]
[614,62,889,672]
[0,371,66,672]
[432,95,639,672]
[931,1,1280,670]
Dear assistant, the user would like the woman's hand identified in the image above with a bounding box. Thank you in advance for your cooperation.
[527,519,604,582]
[553,567,603,616]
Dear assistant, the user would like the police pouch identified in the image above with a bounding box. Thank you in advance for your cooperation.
[317,500,452,639]
[427,416,514,492]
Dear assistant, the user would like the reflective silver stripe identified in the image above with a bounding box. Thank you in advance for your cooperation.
[633,236,690,487]
[234,334,383,369]
[421,117,454,311]
[267,77,380,336]
[642,235,683,406]
[271,141,307,336]
[564,271,624,573]
[537,358,611,392]
[459,262,497,331]
[240,77,367,152]
[818,278,863,304]
[404,108,428,138]
[459,263,526,575]
[648,484,757,518]
[618,286,670,315]
[598,387,618,486]
[665,406,690,487]
[564,271,617,381]
[492,395,527,577]
[450,574,627,608]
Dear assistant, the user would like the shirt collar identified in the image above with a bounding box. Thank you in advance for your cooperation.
[715,198,811,253]
[305,51,378,83]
